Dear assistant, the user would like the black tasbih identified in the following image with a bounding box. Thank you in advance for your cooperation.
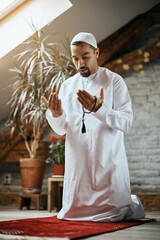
[81,96,97,133]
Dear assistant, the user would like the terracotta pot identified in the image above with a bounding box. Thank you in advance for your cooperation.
[53,164,65,176]
[20,158,46,194]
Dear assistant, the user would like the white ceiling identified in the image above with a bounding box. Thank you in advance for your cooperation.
[0,0,159,124]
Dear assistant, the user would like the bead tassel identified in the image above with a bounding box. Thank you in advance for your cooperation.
[82,119,86,133]
[81,96,97,134]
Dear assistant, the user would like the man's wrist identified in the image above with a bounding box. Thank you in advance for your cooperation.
[93,102,103,112]
[51,111,63,118]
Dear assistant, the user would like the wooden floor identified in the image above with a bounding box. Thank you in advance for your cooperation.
[0,206,160,240]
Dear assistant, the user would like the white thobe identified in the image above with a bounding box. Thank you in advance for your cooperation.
[46,67,145,222]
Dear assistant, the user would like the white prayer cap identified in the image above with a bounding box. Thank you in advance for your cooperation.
[71,32,97,48]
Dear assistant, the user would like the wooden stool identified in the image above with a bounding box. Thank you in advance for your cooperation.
[18,193,47,210]
[48,177,64,212]
[58,183,63,211]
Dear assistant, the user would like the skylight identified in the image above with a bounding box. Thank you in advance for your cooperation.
[0,0,72,59]
[0,0,15,12]
[0,0,26,20]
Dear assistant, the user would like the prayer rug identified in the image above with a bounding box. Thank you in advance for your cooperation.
[0,216,151,239]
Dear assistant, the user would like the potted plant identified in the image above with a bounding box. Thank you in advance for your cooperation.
[46,136,65,176]
[7,26,76,193]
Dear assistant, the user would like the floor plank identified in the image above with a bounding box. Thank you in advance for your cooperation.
[0,206,159,240]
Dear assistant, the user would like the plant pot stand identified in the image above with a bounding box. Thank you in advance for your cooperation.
[18,193,47,210]
[48,177,64,212]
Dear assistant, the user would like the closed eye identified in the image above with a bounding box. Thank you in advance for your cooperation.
[82,56,88,60]
[73,57,78,61]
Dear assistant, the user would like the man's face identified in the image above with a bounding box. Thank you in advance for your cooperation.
[71,42,99,77]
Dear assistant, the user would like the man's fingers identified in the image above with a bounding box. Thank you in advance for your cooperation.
[77,90,94,105]
[77,88,104,111]
[77,96,86,108]
[58,99,62,110]
[53,93,58,111]
[80,90,92,99]
[100,87,104,101]
[77,93,88,106]
[42,93,59,110]
[41,93,63,117]
[41,96,48,107]
[48,93,53,107]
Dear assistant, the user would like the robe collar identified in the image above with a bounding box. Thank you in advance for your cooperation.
[81,67,108,95]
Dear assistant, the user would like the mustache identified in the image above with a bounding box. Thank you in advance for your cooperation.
[79,67,88,70]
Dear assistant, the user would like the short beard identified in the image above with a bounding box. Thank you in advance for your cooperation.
[79,67,91,77]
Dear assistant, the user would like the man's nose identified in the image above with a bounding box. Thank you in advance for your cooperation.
[78,59,85,68]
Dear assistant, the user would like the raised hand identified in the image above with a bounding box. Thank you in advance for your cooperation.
[77,87,104,112]
[41,93,63,117]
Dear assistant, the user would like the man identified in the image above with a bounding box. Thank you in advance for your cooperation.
[42,32,145,222]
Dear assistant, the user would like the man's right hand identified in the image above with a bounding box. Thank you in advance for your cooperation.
[41,93,63,117]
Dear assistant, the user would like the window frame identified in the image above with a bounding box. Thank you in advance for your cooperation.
[0,0,27,20]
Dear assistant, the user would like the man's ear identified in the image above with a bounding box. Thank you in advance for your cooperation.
[95,48,99,59]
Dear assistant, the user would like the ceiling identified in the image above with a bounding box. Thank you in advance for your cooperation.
[0,0,160,127]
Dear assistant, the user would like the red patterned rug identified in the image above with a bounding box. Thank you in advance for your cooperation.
[0,216,151,239]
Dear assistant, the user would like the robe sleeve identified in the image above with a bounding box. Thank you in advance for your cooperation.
[45,83,67,136]
[93,76,133,132]
[46,110,67,136]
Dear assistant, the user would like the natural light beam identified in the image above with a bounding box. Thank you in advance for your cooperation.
[0,0,72,59]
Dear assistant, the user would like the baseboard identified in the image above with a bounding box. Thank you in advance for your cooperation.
[0,193,160,211]
[0,193,19,206]
[0,193,47,209]
[138,194,160,211]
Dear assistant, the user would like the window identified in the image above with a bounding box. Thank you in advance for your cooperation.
[0,0,72,59]
[0,0,26,20]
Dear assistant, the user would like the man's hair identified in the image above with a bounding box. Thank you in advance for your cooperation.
[71,41,97,51]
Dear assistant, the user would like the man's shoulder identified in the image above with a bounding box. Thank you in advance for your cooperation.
[98,67,124,89]
[100,67,122,80]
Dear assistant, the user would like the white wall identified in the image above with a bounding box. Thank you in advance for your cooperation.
[0,0,159,123]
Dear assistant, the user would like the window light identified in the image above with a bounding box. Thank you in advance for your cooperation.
[0,0,26,20]
[0,0,72,59]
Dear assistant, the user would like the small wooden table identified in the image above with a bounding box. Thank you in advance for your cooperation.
[48,177,64,212]
[18,193,47,210]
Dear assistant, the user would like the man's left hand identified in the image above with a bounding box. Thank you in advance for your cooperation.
[77,87,104,112]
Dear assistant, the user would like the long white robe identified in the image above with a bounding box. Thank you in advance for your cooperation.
[46,67,145,222]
